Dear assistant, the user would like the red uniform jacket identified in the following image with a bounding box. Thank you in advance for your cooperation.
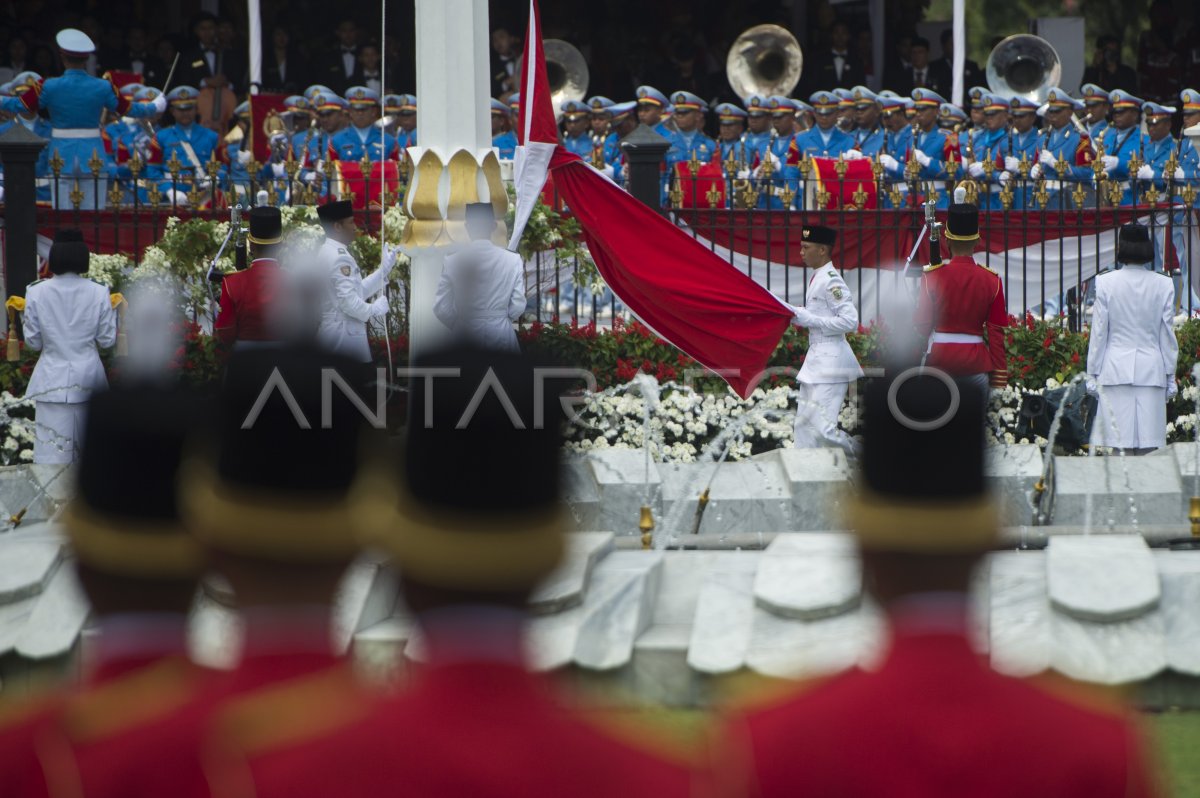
[238,661,700,798]
[214,258,283,346]
[0,653,210,798]
[915,255,1009,384]
[726,622,1161,798]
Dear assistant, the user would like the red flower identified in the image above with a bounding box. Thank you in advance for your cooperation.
[615,358,637,382]
[1071,352,1080,364]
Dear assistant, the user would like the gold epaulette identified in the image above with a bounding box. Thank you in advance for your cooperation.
[922,263,945,272]
[977,262,998,274]
[59,658,201,744]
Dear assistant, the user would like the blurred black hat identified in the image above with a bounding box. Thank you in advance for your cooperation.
[48,228,90,275]
[945,203,980,241]
[354,343,568,591]
[801,224,837,247]
[180,345,369,562]
[1117,223,1153,265]
[64,386,208,579]
[316,200,354,223]
[247,206,282,246]
[844,369,998,551]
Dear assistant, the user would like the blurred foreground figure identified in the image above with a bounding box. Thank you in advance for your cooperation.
[722,373,1162,798]
[0,385,210,797]
[214,208,287,349]
[433,204,526,352]
[231,345,699,798]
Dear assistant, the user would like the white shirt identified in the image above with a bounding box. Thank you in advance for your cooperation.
[790,261,863,384]
[434,239,526,353]
[342,49,356,78]
[316,237,388,362]
[1087,266,1178,388]
[23,273,116,403]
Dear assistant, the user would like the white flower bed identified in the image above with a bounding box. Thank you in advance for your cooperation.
[0,392,35,465]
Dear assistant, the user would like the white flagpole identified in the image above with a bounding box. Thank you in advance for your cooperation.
[951,0,965,107]
[247,0,262,91]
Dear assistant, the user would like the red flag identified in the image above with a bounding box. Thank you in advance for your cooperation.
[548,149,793,398]
[811,158,878,209]
[515,0,557,148]
[249,93,289,163]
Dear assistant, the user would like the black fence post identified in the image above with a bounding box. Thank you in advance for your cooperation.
[0,124,48,301]
[620,124,671,211]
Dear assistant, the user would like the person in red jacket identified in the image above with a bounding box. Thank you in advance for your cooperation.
[720,372,1163,798]
[914,201,1009,389]
[0,383,212,798]
[209,344,702,798]
[214,207,286,348]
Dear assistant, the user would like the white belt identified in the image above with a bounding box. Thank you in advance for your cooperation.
[930,332,984,344]
[52,128,100,139]
[1044,180,1064,191]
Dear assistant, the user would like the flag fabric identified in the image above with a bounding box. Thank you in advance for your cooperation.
[248,93,289,163]
[548,149,794,398]
[508,0,795,397]
[810,158,879,209]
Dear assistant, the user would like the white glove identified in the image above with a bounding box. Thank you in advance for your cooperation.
[790,305,814,327]
[167,188,190,207]
[599,163,615,179]
[196,177,212,191]
[236,150,252,166]
[368,296,390,318]
[1174,167,1186,180]
[878,153,900,172]
[381,243,401,272]
[1004,156,1020,172]
[1038,149,1056,169]
[1101,155,1119,171]
[150,94,167,114]
[999,170,1012,185]
[843,149,864,160]
[314,159,325,174]
[1029,164,1042,180]
[269,131,288,146]
[304,171,320,185]
[913,149,932,167]
[736,168,752,180]
[1168,378,1179,399]
[968,161,985,178]
[1136,163,1155,181]
[271,162,287,177]
[1085,378,1098,397]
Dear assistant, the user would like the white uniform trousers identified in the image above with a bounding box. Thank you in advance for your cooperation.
[1091,385,1167,451]
[34,401,86,464]
[793,381,858,457]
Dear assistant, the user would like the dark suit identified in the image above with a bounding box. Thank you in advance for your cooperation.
[928,56,984,95]
[800,50,864,97]
[105,50,167,87]
[893,64,951,98]
[181,46,246,94]
[261,48,307,94]
[314,46,360,94]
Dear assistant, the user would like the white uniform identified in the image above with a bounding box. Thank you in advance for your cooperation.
[316,237,389,363]
[23,274,116,463]
[1086,266,1178,451]
[789,262,863,454]
[433,240,526,353]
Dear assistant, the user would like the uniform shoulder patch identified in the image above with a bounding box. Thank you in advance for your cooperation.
[829,285,844,300]
[827,270,837,278]
[977,262,997,274]
[337,247,347,255]
[339,265,351,277]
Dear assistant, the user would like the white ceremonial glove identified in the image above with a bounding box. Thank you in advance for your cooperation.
[271,162,287,177]
[1029,164,1042,179]
[878,153,900,171]
[150,94,167,113]
[1174,167,1186,180]
[913,149,932,167]
[968,161,985,178]
[790,305,815,327]
[736,168,752,180]
[1101,155,1119,171]
[1004,156,1020,172]
[1136,163,1155,180]
[168,188,190,207]
[236,149,252,166]
[1085,377,1099,397]
[843,149,864,160]
[368,296,390,318]
[999,170,1012,185]
[304,171,320,185]
[381,243,401,273]
[1168,378,1179,399]
[1038,149,1057,169]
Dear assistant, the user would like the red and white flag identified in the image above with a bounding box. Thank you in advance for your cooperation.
[509,0,794,398]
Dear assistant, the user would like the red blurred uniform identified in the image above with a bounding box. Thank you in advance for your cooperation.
[214,258,283,347]
[725,612,1162,798]
[915,255,1008,385]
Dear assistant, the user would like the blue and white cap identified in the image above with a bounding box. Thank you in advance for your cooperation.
[313,92,348,112]
[768,96,799,114]
[490,98,509,114]
[284,95,310,113]
[587,96,615,113]
[1080,84,1111,103]
[507,93,521,113]
[135,86,162,102]
[1109,89,1144,111]
[809,91,839,112]
[744,94,770,115]
[850,86,878,106]
[1143,101,1176,120]
[345,86,381,107]
[234,100,251,119]
[11,71,41,88]
[607,100,637,120]
[715,102,749,121]
[55,28,95,56]
[981,93,1010,112]
[383,94,403,113]
[166,86,200,108]
[560,98,589,117]
[794,100,814,113]
[670,91,707,113]
[879,93,907,112]
[304,84,334,103]
[939,103,968,123]
[1008,95,1039,114]
[394,94,417,112]
[1181,88,1200,112]
[911,87,948,107]
[1044,88,1084,112]
[635,85,668,107]
[967,86,989,108]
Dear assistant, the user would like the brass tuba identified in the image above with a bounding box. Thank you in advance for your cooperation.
[985,34,1061,105]
[542,39,589,117]
[726,24,803,101]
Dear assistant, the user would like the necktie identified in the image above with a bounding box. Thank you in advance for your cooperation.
[915,69,925,88]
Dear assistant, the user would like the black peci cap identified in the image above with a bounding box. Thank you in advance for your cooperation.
[354,343,570,591]
[316,199,354,223]
[1117,223,1153,265]
[801,225,837,247]
[247,206,283,245]
[945,202,980,241]
[179,345,370,562]
[845,369,998,552]
[64,386,208,578]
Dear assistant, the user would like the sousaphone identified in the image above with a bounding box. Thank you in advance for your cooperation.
[726,24,803,101]
[986,34,1061,105]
